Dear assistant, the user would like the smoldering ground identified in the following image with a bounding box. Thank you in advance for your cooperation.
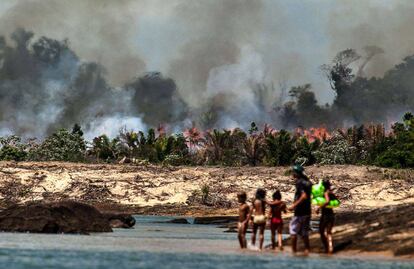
[0,0,413,139]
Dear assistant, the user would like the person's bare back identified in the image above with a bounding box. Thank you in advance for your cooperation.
[269,202,286,219]
[253,199,265,216]
[251,189,267,250]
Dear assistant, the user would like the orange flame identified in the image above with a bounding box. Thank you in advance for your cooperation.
[296,127,331,142]
[263,124,278,136]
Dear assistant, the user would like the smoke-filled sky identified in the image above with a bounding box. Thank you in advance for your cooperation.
[0,0,414,139]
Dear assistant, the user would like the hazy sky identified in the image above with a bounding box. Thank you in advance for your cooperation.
[0,0,413,105]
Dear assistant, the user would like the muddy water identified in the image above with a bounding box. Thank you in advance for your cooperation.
[0,216,411,269]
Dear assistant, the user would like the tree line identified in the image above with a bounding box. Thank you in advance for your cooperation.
[0,113,413,168]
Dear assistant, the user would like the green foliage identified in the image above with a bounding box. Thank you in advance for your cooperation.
[90,135,119,161]
[117,128,189,164]
[1,113,413,168]
[71,123,84,136]
[289,84,330,127]
[204,129,229,164]
[29,128,86,162]
[249,122,258,135]
[201,184,210,205]
[293,137,319,165]
[244,134,265,166]
[374,114,414,168]
[204,128,246,166]
[155,134,188,163]
[313,132,357,165]
[163,154,185,166]
[282,49,414,128]
[264,130,295,166]
[0,136,28,161]
[222,129,246,166]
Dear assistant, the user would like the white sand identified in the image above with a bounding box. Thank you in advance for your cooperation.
[0,162,412,211]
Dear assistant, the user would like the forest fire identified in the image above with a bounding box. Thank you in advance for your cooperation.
[305,127,331,143]
[183,126,204,150]
[297,127,331,143]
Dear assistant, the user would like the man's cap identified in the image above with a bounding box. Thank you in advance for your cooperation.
[292,164,304,174]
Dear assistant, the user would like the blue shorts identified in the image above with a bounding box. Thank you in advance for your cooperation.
[289,215,311,237]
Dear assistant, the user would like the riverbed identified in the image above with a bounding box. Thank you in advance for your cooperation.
[0,216,411,269]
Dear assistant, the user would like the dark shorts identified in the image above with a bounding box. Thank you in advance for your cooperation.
[320,214,335,228]
[289,215,311,237]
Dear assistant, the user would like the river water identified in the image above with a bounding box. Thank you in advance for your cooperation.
[0,216,411,269]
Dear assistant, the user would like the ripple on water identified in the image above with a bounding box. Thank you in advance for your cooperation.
[0,249,412,269]
[0,215,411,269]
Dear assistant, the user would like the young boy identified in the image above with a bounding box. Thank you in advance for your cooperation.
[251,188,267,250]
[316,179,336,254]
[267,190,287,250]
[237,191,250,249]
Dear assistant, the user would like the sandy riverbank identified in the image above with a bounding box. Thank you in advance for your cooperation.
[0,161,412,214]
[0,161,413,258]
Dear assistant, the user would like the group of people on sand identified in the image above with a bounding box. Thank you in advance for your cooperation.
[237,164,336,255]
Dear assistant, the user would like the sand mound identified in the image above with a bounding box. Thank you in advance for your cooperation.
[0,161,412,214]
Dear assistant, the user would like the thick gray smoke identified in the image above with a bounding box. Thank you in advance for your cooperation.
[0,0,146,86]
[0,28,146,140]
[326,0,414,78]
[0,0,414,138]
[167,0,263,108]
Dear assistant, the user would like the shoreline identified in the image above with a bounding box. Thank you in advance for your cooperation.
[92,202,414,260]
[234,248,414,262]
[0,161,413,259]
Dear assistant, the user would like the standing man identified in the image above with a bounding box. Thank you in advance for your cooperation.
[288,164,312,255]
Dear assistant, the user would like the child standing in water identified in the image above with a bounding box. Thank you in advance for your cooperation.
[317,179,336,254]
[267,190,286,251]
[251,188,267,250]
[237,191,250,249]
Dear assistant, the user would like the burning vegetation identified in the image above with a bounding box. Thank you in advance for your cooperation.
[0,28,413,169]
[0,113,413,169]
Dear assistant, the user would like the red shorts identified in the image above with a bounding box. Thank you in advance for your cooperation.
[271,217,283,225]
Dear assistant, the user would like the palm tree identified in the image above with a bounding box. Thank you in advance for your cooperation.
[204,129,231,164]
[244,134,265,166]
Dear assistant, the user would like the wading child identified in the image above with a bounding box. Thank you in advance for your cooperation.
[267,190,286,250]
[237,191,250,249]
[316,179,336,254]
[251,188,267,250]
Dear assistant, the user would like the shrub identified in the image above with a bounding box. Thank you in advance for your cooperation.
[244,134,265,166]
[90,135,119,161]
[204,129,246,166]
[264,130,295,166]
[293,137,319,165]
[0,136,28,161]
[201,184,210,205]
[28,128,86,162]
[374,113,414,168]
[313,132,357,165]
[163,154,185,166]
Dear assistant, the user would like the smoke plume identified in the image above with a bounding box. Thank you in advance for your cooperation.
[0,0,413,139]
